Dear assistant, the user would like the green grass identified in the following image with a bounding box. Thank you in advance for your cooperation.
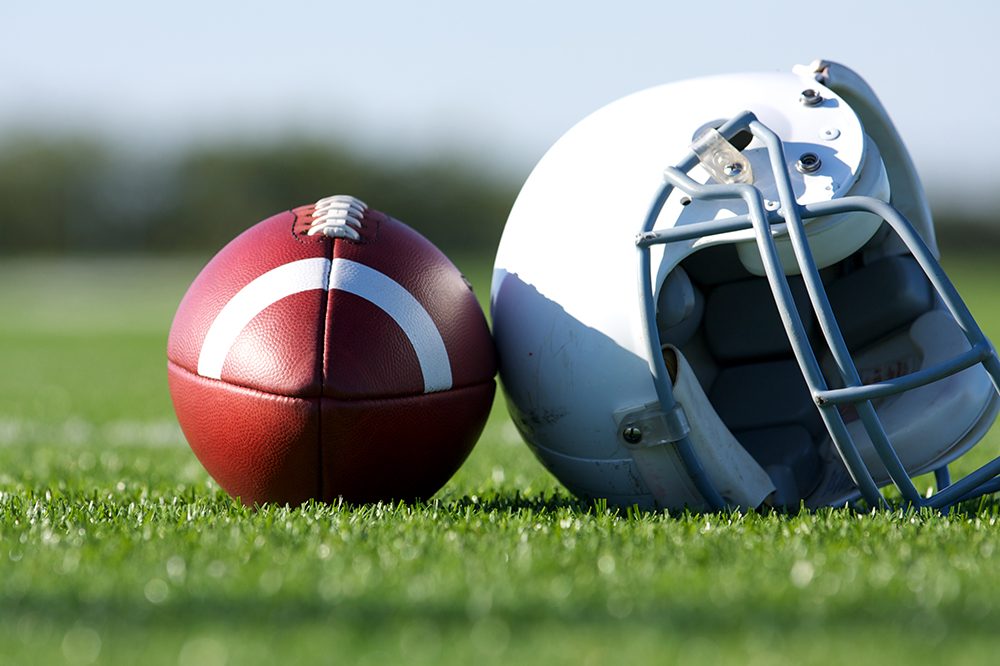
[1,253,1000,665]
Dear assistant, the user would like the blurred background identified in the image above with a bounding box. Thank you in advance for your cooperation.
[2,0,999,259]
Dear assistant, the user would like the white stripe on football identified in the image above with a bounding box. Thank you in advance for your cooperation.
[197,257,452,393]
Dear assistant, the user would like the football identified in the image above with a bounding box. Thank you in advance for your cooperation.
[167,195,496,507]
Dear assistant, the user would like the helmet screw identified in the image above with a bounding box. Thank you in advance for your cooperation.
[799,89,824,106]
[723,162,743,177]
[796,153,822,174]
[622,427,643,445]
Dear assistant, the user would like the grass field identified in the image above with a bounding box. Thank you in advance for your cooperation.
[1,251,1000,665]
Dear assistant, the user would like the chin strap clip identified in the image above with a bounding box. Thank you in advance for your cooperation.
[690,128,754,185]
[615,402,691,451]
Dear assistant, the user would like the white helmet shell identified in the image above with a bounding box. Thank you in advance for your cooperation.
[491,61,1000,511]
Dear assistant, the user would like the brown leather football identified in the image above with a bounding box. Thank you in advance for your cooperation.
[167,195,496,506]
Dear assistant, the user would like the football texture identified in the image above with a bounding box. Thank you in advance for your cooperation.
[167,195,497,507]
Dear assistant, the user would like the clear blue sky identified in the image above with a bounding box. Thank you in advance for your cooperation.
[2,0,998,215]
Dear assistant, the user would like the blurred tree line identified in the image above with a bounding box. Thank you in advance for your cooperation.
[1,134,996,258]
[0,134,519,257]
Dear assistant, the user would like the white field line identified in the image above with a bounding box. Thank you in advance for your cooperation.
[0,418,187,447]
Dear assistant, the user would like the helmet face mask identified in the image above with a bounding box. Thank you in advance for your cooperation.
[491,60,1000,512]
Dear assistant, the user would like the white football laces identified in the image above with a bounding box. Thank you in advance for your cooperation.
[307,195,368,241]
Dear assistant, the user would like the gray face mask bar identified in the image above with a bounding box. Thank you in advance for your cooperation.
[636,110,1000,512]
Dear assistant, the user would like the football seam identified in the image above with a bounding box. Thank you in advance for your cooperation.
[318,236,335,502]
[169,359,495,403]
[172,352,485,402]
[169,359,495,401]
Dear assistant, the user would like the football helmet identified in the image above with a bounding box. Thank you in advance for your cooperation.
[491,60,1000,511]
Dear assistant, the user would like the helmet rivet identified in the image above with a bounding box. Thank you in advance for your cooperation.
[723,162,743,177]
[799,89,824,106]
[796,153,822,174]
[622,427,643,445]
